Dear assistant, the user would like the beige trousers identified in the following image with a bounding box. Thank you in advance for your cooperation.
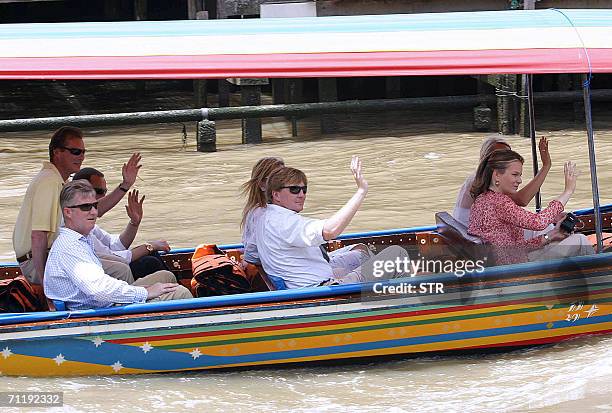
[98,254,134,284]
[337,245,411,284]
[528,233,595,262]
[132,270,193,301]
[19,259,41,284]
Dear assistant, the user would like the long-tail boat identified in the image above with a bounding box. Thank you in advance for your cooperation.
[0,8,611,376]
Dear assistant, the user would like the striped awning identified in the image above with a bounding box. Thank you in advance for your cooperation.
[0,8,610,79]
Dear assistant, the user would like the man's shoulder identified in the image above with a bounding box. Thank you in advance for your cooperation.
[52,228,83,250]
[29,163,63,188]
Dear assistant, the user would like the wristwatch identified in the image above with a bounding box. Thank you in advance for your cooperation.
[144,243,155,255]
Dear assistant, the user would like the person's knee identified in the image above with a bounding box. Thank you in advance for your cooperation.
[175,285,194,300]
[154,270,177,284]
[102,261,134,284]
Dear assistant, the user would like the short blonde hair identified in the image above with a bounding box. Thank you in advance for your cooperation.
[60,179,95,209]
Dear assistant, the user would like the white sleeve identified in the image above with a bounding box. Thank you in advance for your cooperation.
[68,258,147,304]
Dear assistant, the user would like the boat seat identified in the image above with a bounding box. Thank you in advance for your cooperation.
[49,299,66,311]
[435,212,495,266]
[255,265,287,290]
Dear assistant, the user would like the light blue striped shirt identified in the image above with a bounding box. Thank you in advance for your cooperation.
[44,227,147,310]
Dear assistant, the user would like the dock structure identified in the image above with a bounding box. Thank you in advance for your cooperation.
[1,0,612,147]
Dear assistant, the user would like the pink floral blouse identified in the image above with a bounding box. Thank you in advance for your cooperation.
[468,191,563,265]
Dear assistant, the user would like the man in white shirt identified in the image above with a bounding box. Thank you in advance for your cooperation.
[44,180,192,310]
[255,156,409,289]
[73,167,171,282]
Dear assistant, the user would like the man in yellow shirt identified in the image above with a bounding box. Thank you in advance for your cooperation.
[13,126,142,284]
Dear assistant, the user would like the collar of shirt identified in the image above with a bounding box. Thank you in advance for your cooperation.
[59,227,95,248]
[267,203,297,216]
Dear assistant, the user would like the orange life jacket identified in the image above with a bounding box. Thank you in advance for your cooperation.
[190,244,252,297]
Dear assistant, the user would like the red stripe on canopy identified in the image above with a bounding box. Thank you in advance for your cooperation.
[0,49,608,80]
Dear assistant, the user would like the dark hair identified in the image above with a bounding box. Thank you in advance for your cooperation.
[49,126,83,162]
[60,179,95,209]
[470,149,524,199]
[241,157,284,229]
[266,167,308,204]
[73,167,104,182]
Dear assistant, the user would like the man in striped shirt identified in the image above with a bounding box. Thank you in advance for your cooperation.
[44,180,192,310]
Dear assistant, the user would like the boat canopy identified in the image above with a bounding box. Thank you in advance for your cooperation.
[0,9,611,80]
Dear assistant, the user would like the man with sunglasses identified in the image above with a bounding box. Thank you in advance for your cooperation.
[44,180,192,310]
[255,156,409,288]
[13,126,142,285]
[73,167,171,282]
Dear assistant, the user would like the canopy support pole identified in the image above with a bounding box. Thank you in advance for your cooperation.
[524,73,542,211]
[582,74,604,252]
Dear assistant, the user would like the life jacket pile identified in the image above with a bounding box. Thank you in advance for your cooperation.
[190,244,252,297]
[0,275,45,313]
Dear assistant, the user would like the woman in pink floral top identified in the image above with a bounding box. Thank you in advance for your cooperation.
[468,150,594,265]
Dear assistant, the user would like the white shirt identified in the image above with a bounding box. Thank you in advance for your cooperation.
[453,173,475,227]
[44,227,147,310]
[91,225,132,263]
[242,207,264,264]
[255,204,333,288]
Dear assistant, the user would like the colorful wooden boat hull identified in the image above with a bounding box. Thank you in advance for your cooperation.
[1,253,610,377]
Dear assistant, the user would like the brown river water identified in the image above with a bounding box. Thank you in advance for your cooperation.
[0,105,610,412]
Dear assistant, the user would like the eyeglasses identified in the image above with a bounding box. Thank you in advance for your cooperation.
[66,202,98,212]
[59,146,86,156]
[282,185,307,194]
[94,187,108,196]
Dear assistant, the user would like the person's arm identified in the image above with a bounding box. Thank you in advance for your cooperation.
[62,248,148,304]
[97,153,142,217]
[119,190,144,248]
[322,156,368,241]
[30,230,48,283]
[496,195,563,232]
[510,137,551,207]
[130,240,170,262]
[554,161,578,207]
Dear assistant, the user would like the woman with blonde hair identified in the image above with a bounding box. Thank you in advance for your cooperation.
[241,157,372,280]
[241,157,285,264]
[453,135,551,227]
[467,150,593,265]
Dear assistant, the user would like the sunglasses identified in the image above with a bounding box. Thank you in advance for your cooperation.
[282,185,308,194]
[59,146,86,156]
[66,202,98,212]
[94,187,108,196]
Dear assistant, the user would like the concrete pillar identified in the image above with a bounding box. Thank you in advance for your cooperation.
[474,75,492,132]
[272,79,286,104]
[519,75,529,137]
[190,8,209,109]
[218,80,231,107]
[496,74,517,135]
[318,78,338,134]
[240,78,269,144]
[187,0,204,19]
[197,120,216,152]
[134,0,147,20]
[287,79,303,137]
